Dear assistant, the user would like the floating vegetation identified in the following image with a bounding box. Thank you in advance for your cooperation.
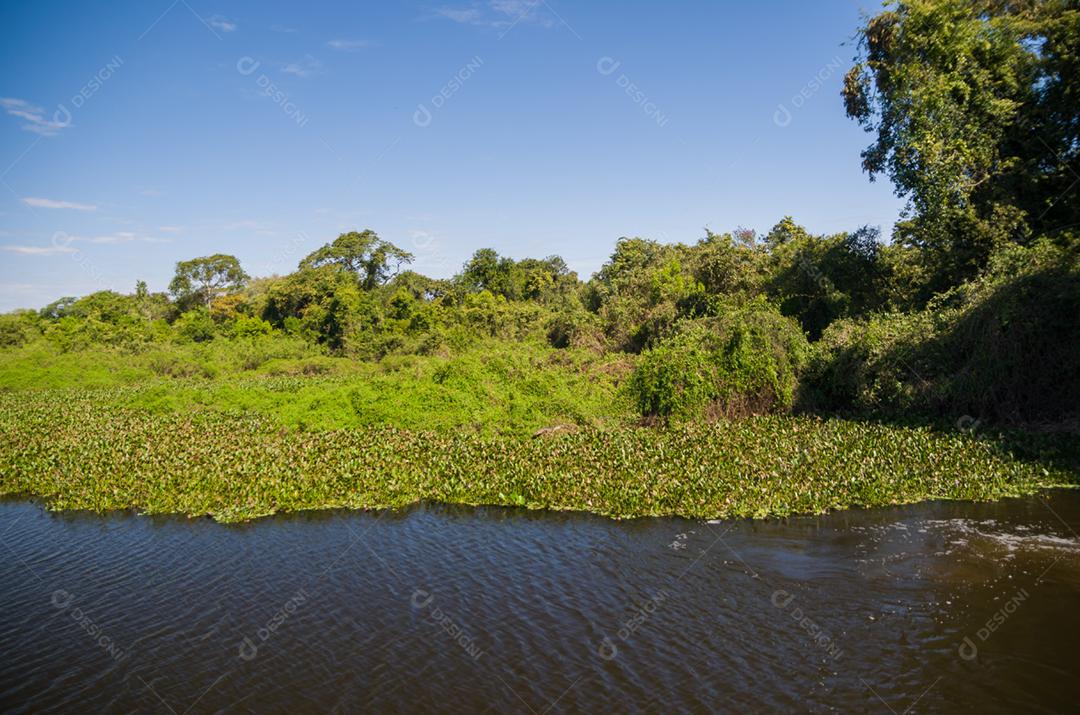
[0,388,1073,523]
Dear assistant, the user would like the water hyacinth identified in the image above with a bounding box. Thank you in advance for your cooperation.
[0,388,1073,523]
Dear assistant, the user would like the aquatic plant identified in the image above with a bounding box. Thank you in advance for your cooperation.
[0,388,1072,523]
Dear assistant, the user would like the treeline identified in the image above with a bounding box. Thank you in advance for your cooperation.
[3,217,1077,425]
[3,0,1078,428]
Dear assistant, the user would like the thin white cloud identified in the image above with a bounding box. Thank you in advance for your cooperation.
[0,282,37,294]
[434,1,555,29]
[326,39,370,51]
[2,245,77,255]
[87,232,136,244]
[282,55,323,78]
[0,97,70,136]
[208,15,237,32]
[157,225,183,233]
[22,197,97,211]
[52,231,168,246]
[436,7,485,24]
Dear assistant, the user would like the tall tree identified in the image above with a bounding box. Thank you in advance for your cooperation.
[843,0,1080,292]
[169,254,249,309]
[299,230,414,290]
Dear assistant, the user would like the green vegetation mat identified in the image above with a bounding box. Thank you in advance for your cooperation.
[1,388,1072,523]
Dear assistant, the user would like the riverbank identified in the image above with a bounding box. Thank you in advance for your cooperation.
[2,388,1075,522]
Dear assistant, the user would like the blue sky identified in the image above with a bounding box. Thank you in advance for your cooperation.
[0,0,902,311]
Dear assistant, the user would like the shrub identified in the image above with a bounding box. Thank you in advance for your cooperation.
[259,356,342,376]
[803,235,1080,424]
[800,311,940,415]
[628,300,808,421]
[232,315,274,338]
[147,352,216,379]
[227,334,319,371]
[546,308,602,350]
[174,308,216,343]
[0,312,39,348]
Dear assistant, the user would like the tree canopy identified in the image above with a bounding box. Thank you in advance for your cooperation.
[168,254,249,309]
[843,0,1080,293]
[299,230,414,290]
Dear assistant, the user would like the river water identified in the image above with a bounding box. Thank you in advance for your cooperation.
[1,492,1079,713]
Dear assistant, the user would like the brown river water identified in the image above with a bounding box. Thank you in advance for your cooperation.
[1,491,1079,713]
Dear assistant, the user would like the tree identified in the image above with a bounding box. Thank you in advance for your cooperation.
[39,297,77,320]
[764,220,885,339]
[299,230,414,290]
[261,264,375,350]
[764,217,811,248]
[842,0,1080,292]
[457,248,505,294]
[169,254,249,309]
[689,230,766,297]
[388,270,451,302]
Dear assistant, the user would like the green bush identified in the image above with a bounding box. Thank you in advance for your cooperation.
[228,335,318,371]
[174,308,216,343]
[0,312,39,348]
[232,315,274,338]
[804,236,1080,424]
[546,308,602,350]
[801,311,939,415]
[146,352,217,379]
[628,300,809,421]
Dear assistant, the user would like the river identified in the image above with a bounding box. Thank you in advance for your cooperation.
[2,492,1079,713]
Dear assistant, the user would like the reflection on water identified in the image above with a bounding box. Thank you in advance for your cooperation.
[1,492,1079,713]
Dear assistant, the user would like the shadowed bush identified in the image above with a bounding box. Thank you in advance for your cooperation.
[803,237,1080,426]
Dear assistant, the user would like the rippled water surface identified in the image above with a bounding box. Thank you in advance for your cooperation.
[2,492,1080,713]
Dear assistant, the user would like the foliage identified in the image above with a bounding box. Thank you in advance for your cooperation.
[299,230,414,290]
[174,307,217,343]
[0,214,1076,524]
[804,235,1080,424]
[843,0,1080,294]
[763,219,886,338]
[0,311,40,348]
[628,300,809,421]
[1,389,1073,522]
[2,214,1077,442]
[169,254,249,309]
[455,249,578,304]
[120,341,627,436]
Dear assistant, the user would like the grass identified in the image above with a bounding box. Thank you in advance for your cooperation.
[0,339,632,436]
[1,386,1074,523]
[117,352,631,436]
